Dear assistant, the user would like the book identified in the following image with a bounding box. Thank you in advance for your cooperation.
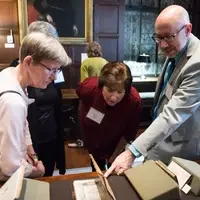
[73,178,112,200]
[124,160,180,200]
[18,178,50,200]
[155,160,177,182]
[73,154,116,200]
[0,166,50,200]
[0,166,24,200]
[169,157,200,196]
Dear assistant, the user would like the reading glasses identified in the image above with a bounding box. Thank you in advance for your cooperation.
[151,25,186,43]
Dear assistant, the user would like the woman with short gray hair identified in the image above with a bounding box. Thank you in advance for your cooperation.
[0,32,71,180]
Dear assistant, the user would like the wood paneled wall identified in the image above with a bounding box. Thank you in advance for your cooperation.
[62,0,125,88]
[189,0,200,40]
[93,0,125,61]
[0,0,20,69]
[62,45,86,88]
[0,0,125,89]
[1,0,200,88]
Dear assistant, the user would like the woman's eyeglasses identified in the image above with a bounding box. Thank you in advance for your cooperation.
[39,62,61,74]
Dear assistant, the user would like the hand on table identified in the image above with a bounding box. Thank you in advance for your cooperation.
[32,160,45,177]
[104,149,134,177]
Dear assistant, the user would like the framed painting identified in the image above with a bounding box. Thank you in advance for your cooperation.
[18,0,93,44]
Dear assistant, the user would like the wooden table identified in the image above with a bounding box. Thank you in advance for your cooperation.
[36,172,140,200]
[61,89,78,99]
[36,172,198,200]
[0,172,97,188]
[36,171,97,183]
[0,172,199,199]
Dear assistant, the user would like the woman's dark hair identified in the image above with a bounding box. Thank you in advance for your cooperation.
[98,62,132,94]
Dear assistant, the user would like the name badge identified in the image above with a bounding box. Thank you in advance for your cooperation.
[86,107,105,124]
[165,83,173,100]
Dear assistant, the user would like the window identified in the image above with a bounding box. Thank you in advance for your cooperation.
[124,0,191,77]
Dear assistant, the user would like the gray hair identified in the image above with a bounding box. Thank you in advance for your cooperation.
[28,21,58,39]
[19,32,71,66]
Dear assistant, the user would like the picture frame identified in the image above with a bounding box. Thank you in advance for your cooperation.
[18,0,93,44]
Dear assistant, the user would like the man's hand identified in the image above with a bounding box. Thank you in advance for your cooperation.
[104,149,134,177]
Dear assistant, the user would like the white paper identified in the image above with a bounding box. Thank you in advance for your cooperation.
[54,70,65,84]
[182,184,191,194]
[5,43,15,48]
[86,107,105,124]
[81,53,88,63]
[73,179,101,200]
[168,161,191,189]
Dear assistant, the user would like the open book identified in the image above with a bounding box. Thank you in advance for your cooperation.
[73,154,116,200]
[0,166,50,200]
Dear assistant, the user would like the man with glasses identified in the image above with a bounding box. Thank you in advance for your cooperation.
[105,5,200,177]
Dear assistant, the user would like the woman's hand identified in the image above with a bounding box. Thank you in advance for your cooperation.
[32,160,45,177]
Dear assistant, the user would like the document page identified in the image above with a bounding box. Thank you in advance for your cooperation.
[168,161,191,189]
[73,179,106,200]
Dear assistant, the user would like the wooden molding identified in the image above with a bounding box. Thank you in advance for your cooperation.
[61,89,78,99]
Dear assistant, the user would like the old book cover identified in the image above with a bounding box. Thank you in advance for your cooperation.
[0,166,24,200]
[155,160,178,182]
[0,165,50,200]
[18,178,50,200]
[124,160,180,200]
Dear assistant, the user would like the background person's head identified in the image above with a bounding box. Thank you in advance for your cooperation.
[99,62,132,106]
[28,21,58,39]
[153,5,192,58]
[86,41,103,57]
[19,32,71,89]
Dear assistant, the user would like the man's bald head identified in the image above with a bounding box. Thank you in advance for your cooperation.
[154,5,192,58]
[156,5,190,28]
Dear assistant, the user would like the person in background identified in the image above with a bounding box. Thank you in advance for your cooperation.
[10,21,69,176]
[80,41,108,82]
[76,62,141,171]
[28,20,58,37]
[0,32,71,180]
[9,21,58,67]
[68,41,108,148]
[105,5,200,177]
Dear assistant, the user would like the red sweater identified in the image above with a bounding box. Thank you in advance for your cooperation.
[76,77,142,159]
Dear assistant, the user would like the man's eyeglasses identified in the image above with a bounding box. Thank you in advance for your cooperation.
[39,62,61,74]
[151,25,186,43]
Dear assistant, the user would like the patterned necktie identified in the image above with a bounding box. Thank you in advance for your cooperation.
[153,58,175,119]
[162,58,175,91]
